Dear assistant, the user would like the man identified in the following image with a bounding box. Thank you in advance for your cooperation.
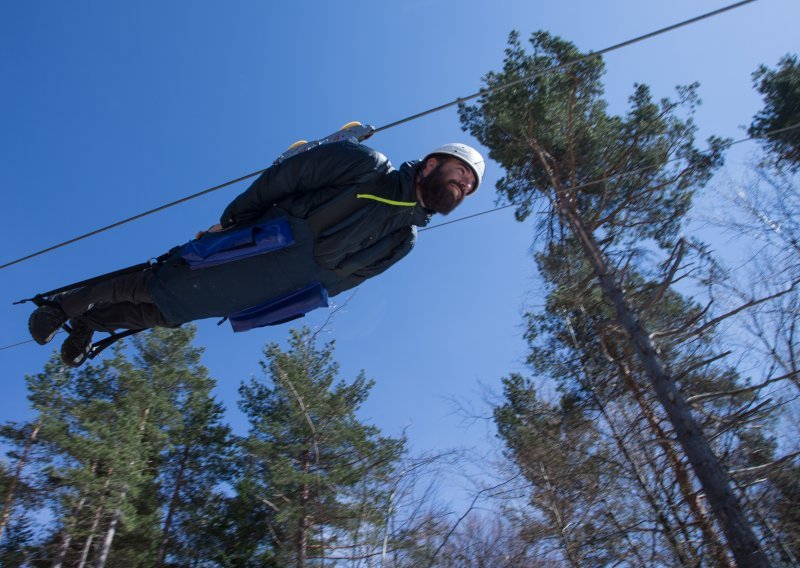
[28,140,485,366]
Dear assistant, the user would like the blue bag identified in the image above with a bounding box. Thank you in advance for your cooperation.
[228,282,329,332]
[180,217,294,269]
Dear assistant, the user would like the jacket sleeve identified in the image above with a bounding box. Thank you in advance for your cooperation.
[220,140,388,227]
[329,227,417,295]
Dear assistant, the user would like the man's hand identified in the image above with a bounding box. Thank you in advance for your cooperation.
[195,224,223,240]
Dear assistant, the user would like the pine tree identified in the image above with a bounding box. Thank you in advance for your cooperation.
[0,421,41,541]
[0,459,37,564]
[716,52,800,561]
[12,326,229,567]
[153,376,233,566]
[92,326,231,567]
[233,327,406,567]
[749,53,800,172]
[460,31,771,565]
[514,243,771,564]
[494,374,620,566]
[1,353,75,555]
[0,514,36,566]
[45,348,164,568]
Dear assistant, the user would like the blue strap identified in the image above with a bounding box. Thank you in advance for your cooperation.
[180,217,294,269]
[228,282,329,332]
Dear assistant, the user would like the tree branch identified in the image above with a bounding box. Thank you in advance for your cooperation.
[641,239,687,314]
[729,450,800,478]
[675,279,800,343]
[686,370,798,404]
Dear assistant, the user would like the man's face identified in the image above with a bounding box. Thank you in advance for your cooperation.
[418,157,477,215]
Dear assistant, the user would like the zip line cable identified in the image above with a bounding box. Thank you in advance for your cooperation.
[374,0,757,134]
[0,169,269,272]
[0,0,758,272]
[2,122,798,354]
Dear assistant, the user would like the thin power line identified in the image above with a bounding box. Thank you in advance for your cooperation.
[420,123,800,233]
[0,331,64,352]
[419,204,516,233]
[0,0,758,272]
[0,338,36,352]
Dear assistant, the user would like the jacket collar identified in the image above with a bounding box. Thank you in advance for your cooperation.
[399,160,433,227]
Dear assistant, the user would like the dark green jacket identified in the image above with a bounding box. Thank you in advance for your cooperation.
[148,140,432,324]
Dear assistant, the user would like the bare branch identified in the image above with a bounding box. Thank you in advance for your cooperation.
[729,450,800,478]
[676,279,800,343]
[310,290,357,344]
[674,351,733,381]
[641,240,687,314]
[686,370,799,404]
[649,301,712,340]
[426,473,523,568]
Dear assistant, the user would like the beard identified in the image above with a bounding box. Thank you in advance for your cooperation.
[418,166,465,215]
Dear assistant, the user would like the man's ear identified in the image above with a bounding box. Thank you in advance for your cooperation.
[420,156,441,177]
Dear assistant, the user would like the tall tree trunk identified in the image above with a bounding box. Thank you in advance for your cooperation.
[54,466,106,568]
[551,187,770,566]
[52,494,87,568]
[566,314,695,564]
[538,462,581,568]
[297,449,311,568]
[155,445,190,568]
[0,422,40,539]
[616,358,733,566]
[77,500,105,568]
[94,485,127,568]
[93,407,148,568]
[591,391,693,565]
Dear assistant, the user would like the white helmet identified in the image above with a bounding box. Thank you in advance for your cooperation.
[425,143,485,191]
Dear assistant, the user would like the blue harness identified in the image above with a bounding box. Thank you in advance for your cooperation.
[180,217,295,269]
[178,217,329,331]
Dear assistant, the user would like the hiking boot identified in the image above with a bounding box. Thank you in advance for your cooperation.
[28,305,68,345]
[60,319,94,368]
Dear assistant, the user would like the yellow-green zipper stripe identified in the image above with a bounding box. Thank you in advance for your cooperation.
[356,194,417,207]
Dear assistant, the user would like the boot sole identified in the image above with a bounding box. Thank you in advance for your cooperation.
[28,313,66,345]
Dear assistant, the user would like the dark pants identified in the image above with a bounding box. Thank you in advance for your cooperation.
[57,270,178,332]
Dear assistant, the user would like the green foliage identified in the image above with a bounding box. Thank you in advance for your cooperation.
[234,327,406,566]
[155,387,233,566]
[0,326,236,567]
[460,30,726,250]
[765,461,800,558]
[750,53,800,172]
[494,374,620,565]
[0,515,35,566]
[6,323,426,566]
[463,30,779,565]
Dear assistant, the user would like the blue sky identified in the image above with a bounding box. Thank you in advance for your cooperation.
[2,0,798,505]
